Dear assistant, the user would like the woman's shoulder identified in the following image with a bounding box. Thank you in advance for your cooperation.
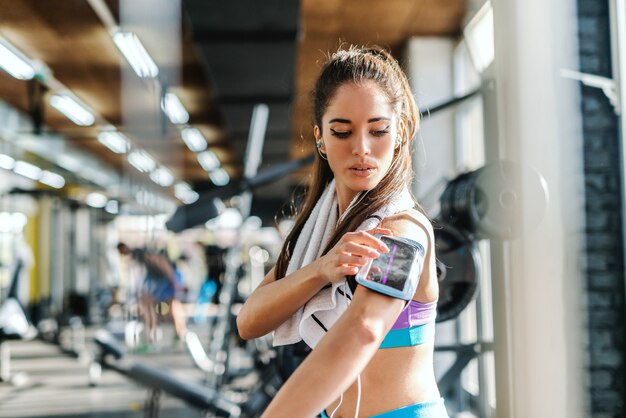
[379,208,434,244]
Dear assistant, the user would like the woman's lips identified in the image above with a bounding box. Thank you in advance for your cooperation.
[349,167,376,177]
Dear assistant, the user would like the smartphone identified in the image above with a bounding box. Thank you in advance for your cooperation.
[354,234,425,300]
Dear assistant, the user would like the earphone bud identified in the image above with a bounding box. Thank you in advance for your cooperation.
[316,138,327,160]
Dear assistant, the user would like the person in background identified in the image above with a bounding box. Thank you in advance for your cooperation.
[117,243,187,345]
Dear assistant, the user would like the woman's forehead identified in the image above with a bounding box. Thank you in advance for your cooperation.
[324,81,394,122]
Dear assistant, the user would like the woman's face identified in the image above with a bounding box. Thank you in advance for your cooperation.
[316,80,398,205]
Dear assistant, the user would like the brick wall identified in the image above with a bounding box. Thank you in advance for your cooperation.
[577,1,626,416]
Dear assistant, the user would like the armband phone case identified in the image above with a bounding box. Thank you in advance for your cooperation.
[354,234,424,300]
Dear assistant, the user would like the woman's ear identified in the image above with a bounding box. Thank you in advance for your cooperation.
[395,120,406,149]
[313,125,328,160]
[314,126,325,150]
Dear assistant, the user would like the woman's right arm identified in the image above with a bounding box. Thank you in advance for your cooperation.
[236,263,326,340]
[237,227,392,340]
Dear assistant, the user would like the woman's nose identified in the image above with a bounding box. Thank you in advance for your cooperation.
[352,133,371,156]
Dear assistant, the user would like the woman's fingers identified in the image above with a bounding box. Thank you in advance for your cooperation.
[367,227,393,236]
[342,230,390,253]
[341,241,381,259]
[323,226,395,283]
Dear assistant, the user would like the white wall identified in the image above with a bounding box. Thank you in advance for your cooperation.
[404,37,456,211]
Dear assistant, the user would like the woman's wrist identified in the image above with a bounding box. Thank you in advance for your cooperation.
[309,258,330,288]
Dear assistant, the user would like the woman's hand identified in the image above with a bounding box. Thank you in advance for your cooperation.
[316,227,392,284]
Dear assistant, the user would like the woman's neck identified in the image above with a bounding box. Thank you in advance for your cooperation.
[336,188,358,220]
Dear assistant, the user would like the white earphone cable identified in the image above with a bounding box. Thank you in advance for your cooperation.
[355,374,362,418]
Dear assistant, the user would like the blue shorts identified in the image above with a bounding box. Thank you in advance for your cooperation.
[142,276,175,302]
[321,397,448,418]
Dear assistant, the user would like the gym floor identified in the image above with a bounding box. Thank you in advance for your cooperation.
[0,325,210,418]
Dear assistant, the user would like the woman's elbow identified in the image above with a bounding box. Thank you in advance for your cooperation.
[352,317,386,346]
[236,309,254,340]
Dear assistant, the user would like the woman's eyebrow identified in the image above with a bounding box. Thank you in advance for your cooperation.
[368,117,391,123]
[328,117,391,124]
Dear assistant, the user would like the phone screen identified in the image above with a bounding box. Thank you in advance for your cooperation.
[362,236,417,291]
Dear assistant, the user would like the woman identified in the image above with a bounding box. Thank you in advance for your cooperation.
[237,45,447,418]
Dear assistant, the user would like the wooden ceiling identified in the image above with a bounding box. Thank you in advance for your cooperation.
[0,0,465,207]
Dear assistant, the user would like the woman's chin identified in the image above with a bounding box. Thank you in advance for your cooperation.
[343,178,381,193]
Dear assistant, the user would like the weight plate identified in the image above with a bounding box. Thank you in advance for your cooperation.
[435,222,481,322]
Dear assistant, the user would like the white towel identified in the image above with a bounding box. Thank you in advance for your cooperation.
[273,179,415,348]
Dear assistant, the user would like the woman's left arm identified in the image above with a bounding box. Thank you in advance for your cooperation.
[261,284,405,418]
[261,212,430,418]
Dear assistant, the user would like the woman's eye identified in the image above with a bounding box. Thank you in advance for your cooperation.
[330,129,350,138]
[372,129,390,137]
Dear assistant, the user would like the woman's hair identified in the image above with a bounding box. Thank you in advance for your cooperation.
[275,45,420,280]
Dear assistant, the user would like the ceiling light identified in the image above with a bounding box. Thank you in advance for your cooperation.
[181,127,207,152]
[128,150,156,173]
[208,208,242,230]
[56,154,82,172]
[13,160,42,180]
[111,30,159,78]
[174,182,199,204]
[209,167,229,186]
[105,200,119,214]
[463,1,494,74]
[40,170,65,189]
[197,150,220,172]
[49,94,95,126]
[86,192,108,208]
[161,92,189,125]
[98,131,129,154]
[150,166,174,187]
[0,153,15,170]
[0,38,35,80]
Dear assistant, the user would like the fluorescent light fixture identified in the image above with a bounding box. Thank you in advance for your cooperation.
[105,200,119,214]
[209,167,229,186]
[174,182,199,204]
[128,150,156,173]
[111,30,159,78]
[0,38,35,80]
[40,170,65,189]
[13,160,42,180]
[56,154,82,172]
[463,1,494,74]
[150,166,174,187]
[161,92,189,125]
[98,131,129,154]
[197,150,220,172]
[181,127,207,152]
[81,167,111,187]
[86,192,108,208]
[50,94,95,126]
[0,153,15,170]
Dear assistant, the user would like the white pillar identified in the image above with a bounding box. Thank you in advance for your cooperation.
[488,0,586,416]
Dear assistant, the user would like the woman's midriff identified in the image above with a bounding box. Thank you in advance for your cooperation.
[324,342,440,418]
